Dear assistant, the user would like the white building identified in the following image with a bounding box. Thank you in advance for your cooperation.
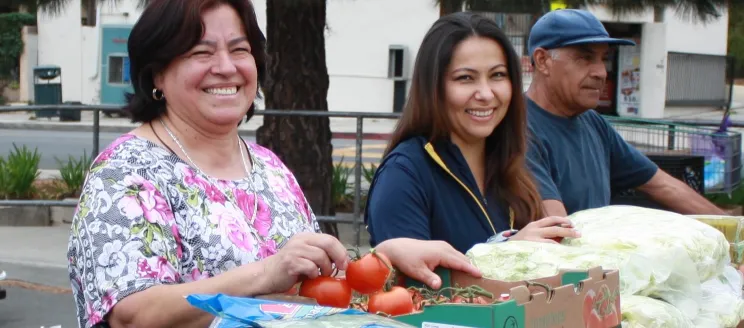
[19,0,730,118]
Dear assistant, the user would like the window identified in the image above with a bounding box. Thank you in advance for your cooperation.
[388,46,407,112]
[388,47,405,79]
[108,56,131,84]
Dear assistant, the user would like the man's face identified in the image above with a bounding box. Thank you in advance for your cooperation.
[545,44,610,115]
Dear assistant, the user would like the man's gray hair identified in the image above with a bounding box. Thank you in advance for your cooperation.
[547,49,561,59]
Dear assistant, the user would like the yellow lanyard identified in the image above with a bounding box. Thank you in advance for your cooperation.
[424,143,515,233]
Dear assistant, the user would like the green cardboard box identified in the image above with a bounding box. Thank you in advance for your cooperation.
[395,266,621,328]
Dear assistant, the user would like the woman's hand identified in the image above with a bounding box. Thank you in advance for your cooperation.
[509,216,580,244]
[374,238,481,290]
[259,232,349,295]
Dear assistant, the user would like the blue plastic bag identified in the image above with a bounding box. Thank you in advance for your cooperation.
[186,294,415,328]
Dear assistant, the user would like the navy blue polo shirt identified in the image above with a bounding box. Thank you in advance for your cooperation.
[365,136,512,254]
[525,98,659,215]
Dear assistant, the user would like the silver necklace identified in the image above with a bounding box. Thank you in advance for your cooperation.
[159,118,250,178]
[159,118,258,225]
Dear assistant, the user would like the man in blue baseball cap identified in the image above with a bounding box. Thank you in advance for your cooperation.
[524,9,724,216]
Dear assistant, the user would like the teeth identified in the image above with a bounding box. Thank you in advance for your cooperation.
[204,87,238,95]
[466,109,494,117]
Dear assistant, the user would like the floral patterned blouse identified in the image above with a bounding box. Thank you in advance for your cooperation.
[67,133,320,328]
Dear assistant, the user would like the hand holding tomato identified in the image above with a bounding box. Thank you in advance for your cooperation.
[299,276,353,308]
[509,216,580,244]
[374,238,482,289]
[345,249,392,294]
[260,232,349,294]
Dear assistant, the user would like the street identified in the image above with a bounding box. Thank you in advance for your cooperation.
[0,263,76,328]
[0,129,385,170]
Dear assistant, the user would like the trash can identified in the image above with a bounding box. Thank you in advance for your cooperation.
[33,65,62,119]
[60,101,82,122]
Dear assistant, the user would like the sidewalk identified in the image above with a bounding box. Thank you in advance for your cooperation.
[0,225,69,269]
[0,108,399,140]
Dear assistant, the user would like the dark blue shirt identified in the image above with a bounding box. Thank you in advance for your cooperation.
[365,136,512,254]
[525,98,658,215]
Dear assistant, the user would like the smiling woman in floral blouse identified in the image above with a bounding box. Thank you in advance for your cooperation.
[67,1,481,328]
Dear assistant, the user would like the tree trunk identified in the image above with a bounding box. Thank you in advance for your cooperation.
[653,4,665,22]
[439,0,463,16]
[258,0,338,238]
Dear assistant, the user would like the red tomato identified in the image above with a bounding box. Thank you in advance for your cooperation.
[299,276,353,308]
[345,251,392,294]
[551,237,564,243]
[452,295,489,304]
[367,286,415,316]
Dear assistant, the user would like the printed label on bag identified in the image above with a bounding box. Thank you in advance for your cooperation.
[422,322,477,328]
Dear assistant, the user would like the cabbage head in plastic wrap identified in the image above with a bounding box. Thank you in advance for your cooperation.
[564,205,731,282]
[621,295,695,328]
[466,241,702,318]
[694,266,744,328]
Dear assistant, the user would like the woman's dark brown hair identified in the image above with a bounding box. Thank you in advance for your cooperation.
[124,0,266,123]
[384,11,543,228]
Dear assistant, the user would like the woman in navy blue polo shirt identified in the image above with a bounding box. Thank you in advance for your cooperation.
[365,12,580,255]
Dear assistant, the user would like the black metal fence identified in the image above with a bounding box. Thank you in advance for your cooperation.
[0,104,401,246]
[1,100,742,244]
[666,52,735,108]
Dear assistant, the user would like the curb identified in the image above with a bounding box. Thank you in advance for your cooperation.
[0,121,392,140]
[0,258,68,270]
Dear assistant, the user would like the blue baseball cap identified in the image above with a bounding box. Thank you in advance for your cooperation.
[528,9,636,58]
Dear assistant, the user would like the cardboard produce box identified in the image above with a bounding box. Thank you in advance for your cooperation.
[397,266,621,328]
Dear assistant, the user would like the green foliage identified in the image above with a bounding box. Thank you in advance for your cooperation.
[331,157,353,207]
[0,144,41,200]
[728,1,744,78]
[0,12,35,82]
[56,151,91,198]
[362,163,377,185]
[435,0,726,23]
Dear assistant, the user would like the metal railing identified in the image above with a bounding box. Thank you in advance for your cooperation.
[1,104,742,244]
[0,104,401,246]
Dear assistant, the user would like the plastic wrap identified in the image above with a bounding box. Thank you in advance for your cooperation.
[621,295,695,328]
[186,294,415,328]
[687,215,744,266]
[564,206,731,282]
[466,240,702,318]
[686,215,744,244]
[693,266,744,328]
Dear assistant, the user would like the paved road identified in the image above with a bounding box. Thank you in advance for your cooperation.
[0,262,76,328]
[0,129,385,170]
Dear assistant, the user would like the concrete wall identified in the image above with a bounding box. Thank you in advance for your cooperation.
[37,0,82,103]
[587,5,729,56]
[639,23,669,119]
[33,1,728,113]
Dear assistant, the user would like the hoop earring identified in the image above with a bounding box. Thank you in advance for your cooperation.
[152,88,164,101]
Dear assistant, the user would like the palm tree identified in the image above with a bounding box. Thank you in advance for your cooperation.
[582,0,727,23]
[436,0,726,23]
